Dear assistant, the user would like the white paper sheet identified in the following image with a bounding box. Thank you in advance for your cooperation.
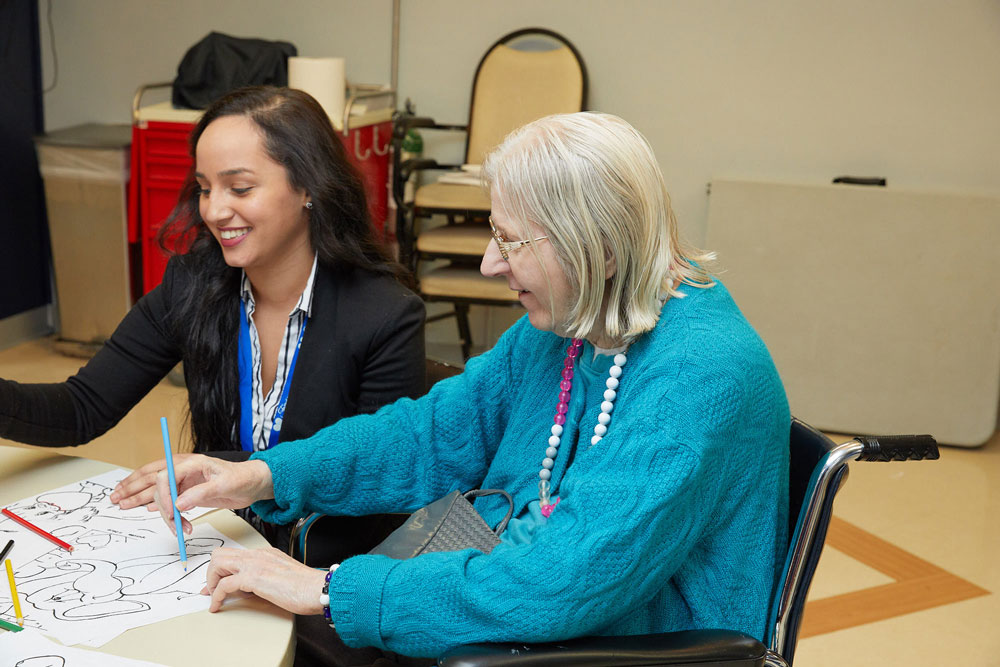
[1,523,242,647]
[0,470,244,647]
[0,627,168,666]
[0,469,213,560]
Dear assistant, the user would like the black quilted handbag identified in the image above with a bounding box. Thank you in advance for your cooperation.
[368,489,514,559]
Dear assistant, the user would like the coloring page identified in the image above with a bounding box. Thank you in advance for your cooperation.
[0,469,213,563]
[0,523,242,647]
[0,627,168,667]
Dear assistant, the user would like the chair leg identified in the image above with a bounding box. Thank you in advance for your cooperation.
[396,203,417,272]
[454,303,472,361]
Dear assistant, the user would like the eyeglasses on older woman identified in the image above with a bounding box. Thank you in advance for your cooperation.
[488,216,548,261]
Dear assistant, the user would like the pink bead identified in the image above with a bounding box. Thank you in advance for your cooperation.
[567,346,580,358]
[556,402,569,414]
[564,357,575,368]
[558,390,571,403]
[540,497,561,518]
[559,379,572,391]
[571,338,583,347]
[554,413,566,425]
[561,368,574,380]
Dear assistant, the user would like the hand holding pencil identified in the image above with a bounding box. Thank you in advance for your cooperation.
[154,455,275,536]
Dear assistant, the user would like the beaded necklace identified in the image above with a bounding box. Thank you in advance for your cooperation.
[539,338,627,517]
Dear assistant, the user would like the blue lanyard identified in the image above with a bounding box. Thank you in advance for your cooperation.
[237,299,308,452]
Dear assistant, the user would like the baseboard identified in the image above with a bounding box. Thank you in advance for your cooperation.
[0,306,54,352]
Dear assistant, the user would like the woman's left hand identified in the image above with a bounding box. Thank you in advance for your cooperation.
[202,546,329,615]
[111,453,195,509]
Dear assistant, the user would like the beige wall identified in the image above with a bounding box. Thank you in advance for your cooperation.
[40,0,1000,241]
[37,0,1000,347]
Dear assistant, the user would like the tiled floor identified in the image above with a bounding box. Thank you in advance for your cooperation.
[1,336,997,665]
[795,426,1000,666]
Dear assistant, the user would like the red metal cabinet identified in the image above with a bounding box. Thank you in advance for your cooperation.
[128,120,192,295]
[129,106,392,295]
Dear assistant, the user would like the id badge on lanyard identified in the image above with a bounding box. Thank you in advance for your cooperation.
[237,300,307,452]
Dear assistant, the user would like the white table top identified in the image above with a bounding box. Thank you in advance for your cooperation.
[0,446,295,666]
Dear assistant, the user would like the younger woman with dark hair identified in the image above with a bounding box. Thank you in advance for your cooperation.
[0,86,426,546]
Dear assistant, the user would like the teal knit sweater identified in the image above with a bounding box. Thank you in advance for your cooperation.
[251,280,790,658]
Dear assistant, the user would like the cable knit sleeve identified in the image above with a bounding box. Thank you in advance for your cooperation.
[248,318,529,523]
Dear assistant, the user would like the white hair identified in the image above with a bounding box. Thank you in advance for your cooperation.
[482,112,714,345]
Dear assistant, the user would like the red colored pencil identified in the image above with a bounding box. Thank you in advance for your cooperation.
[1,508,73,552]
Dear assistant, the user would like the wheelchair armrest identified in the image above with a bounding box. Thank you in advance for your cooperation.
[438,630,766,667]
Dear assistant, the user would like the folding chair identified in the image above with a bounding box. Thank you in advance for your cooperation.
[391,28,587,359]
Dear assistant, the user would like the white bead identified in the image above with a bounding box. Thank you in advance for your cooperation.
[606,377,619,390]
[601,400,614,413]
[546,446,558,458]
[542,457,554,469]
[551,424,563,436]
[320,593,329,606]
[603,389,616,402]
[591,435,602,445]
[594,423,607,436]
[614,353,627,367]
[539,469,551,480]
[598,412,611,425]
[609,365,623,378]
[548,435,561,447]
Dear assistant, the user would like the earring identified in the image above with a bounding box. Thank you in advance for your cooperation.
[304,201,314,210]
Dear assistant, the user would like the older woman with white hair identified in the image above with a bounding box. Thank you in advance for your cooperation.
[155,112,790,665]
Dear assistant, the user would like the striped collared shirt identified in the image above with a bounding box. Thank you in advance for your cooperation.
[240,255,318,451]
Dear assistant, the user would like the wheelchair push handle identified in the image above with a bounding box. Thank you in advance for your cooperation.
[854,434,939,462]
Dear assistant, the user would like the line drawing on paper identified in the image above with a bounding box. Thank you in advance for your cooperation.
[1,537,219,623]
[4,479,147,525]
[16,657,66,667]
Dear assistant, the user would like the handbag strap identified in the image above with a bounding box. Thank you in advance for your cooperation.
[463,489,515,536]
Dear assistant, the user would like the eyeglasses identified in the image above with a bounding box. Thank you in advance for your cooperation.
[489,216,548,261]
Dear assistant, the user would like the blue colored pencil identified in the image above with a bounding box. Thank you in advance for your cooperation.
[160,417,188,571]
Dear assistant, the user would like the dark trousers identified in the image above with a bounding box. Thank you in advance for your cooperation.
[295,614,435,667]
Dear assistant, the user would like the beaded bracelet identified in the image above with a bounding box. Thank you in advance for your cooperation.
[320,563,339,629]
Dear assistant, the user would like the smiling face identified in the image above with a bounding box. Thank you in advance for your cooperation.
[481,189,575,336]
[195,115,312,275]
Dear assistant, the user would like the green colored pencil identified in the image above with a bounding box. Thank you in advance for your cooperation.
[0,617,22,632]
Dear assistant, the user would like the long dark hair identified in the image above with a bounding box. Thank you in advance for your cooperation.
[158,86,402,452]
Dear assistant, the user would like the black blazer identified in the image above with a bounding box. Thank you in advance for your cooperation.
[0,257,426,452]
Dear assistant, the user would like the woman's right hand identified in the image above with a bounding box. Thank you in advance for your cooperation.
[153,455,274,535]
